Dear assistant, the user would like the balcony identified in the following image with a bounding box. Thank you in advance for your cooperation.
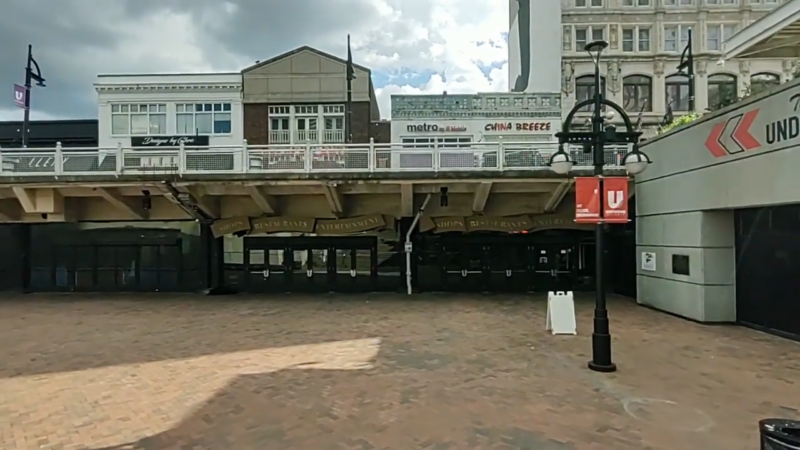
[0,141,630,177]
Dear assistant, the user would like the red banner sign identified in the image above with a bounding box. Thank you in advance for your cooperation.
[575,177,600,222]
[602,177,629,223]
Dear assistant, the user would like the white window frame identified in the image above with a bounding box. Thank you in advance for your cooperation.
[663,0,694,5]
[622,27,651,52]
[663,24,693,52]
[322,105,345,144]
[267,105,346,145]
[269,106,291,144]
[401,137,472,148]
[175,103,232,136]
[706,23,738,51]
[110,103,167,136]
[574,0,603,6]
[575,26,606,51]
[706,0,738,5]
[621,0,652,6]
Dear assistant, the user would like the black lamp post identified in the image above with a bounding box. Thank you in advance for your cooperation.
[677,28,695,113]
[21,44,46,148]
[549,40,652,373]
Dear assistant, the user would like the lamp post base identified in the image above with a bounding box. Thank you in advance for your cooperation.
[588,360,617,372]
[588,331,617,373]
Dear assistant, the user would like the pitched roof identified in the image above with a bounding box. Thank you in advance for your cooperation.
[241,45,371,74]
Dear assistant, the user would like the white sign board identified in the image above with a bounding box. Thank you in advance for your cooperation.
[545,291,577,335]
[404,242,413,253]
[641,252,656,271]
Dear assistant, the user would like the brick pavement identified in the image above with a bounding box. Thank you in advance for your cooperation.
[0,293,797,449]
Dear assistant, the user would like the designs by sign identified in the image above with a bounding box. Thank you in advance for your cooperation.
[484,122,553,132]
[575,177,600,223]
[131,136,210,147]
[405,123,468,133]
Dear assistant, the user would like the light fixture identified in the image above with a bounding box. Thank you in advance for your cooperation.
[439,187,448,207]
[548,145,573,175]
[584,40,609,65]
[622,147,652,175]
[141,189,152,210]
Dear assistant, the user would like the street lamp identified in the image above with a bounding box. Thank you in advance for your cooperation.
[549,39,652,373]
[677,28,695,113]
[21,44,46,148]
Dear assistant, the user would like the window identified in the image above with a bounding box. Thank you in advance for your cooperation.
[671,254,690,276]
[750,72,781,96]
[706,0,738,4]
[575,75,606,111]
[622,0,651,5]
[707,24,738,51]
[110,104,167,136]
[401,137,471,148]
[665,74,690,111]
[622,27,651,52]
[663,24,693,52]
[707,74,738,110]
[575,26,605,50]
[322,105,345,144]
[623,75,653,112]
[574,0,603,6]
[175,103,232,135]
[664,0,694,5]
[749,0,779,3]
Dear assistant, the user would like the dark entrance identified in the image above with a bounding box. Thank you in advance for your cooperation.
[240,236,379,293]
[415,231,592,293]
[735,205,800,339]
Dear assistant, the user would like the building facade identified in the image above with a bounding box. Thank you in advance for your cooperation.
[509,0,563,93]
[240,46,380,146]
[560,0,788,133]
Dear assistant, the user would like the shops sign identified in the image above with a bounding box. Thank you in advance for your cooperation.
[484,122,553,132]
[406,123,468,133]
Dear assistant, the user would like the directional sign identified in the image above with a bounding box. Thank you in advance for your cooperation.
[704,109,761,157]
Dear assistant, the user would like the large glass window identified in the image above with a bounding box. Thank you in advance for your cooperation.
[707,74,738,110]
[575,75,606,112]
[622,75,653,112]
[749,72,780,96]
[665,74,690,111]
[111,104,167,136]
[175,103,232,135]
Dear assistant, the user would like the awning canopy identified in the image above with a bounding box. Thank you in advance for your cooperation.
[722,0,800,60]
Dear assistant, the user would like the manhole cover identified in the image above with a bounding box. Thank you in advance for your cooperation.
[622,398,714,432]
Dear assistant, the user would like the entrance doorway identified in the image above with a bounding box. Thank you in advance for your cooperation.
[531,244,576,292]
[241,236,379,293]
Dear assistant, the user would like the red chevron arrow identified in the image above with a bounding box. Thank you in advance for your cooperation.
[704,122,726,157]
[732,109,760,151]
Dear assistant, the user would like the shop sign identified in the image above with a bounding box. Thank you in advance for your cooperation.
[406,123,468,133]
[131,135,210,147]
[210,216,251,238]
[315,214,386,235]
[250,216,315,234]
[484,122,553,132]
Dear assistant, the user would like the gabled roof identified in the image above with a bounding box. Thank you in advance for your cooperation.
[722,0,800,60]
[241,45,371,74]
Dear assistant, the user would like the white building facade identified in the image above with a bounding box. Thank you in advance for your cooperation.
[94,73,244,149]
[508,0,563,93]
[558,0,788,134]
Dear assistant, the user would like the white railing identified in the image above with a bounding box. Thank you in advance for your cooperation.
[0,139,630,177]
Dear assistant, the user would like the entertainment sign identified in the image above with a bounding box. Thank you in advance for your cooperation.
[406,123,468,133]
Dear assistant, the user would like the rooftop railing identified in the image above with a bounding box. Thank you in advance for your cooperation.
[0,139,630,177]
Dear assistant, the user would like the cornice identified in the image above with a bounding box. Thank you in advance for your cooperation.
[94,83,242,94]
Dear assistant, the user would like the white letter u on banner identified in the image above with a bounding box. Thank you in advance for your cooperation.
[607,190,624,209]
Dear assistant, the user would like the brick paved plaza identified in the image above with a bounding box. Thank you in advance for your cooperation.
[0,293,797,449]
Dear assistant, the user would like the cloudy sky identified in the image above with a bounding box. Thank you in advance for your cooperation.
[0,0,509,122]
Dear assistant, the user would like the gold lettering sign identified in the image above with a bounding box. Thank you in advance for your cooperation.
[419,216,436,233]
[315,214,386,235]
[433,216,467,233]
[466,215,533,232]
[250,216,315,234]
[530,215,592,231]
[210,216,251,238]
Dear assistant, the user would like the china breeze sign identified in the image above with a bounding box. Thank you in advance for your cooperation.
[574,177,629,223]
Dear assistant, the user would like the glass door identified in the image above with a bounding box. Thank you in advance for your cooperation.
[244,247,289,293]
[288,246,332,293]
[487,243,531,292]
[96,245,139,290]
[532,245,576,292]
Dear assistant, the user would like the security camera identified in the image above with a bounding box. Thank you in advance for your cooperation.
[604,110,616,121]
[716,58,725,66]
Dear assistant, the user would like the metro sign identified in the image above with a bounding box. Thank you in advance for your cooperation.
[704,109,761,157]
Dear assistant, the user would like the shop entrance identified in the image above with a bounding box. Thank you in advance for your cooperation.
[415,232,589,293]
[241,236,378,293]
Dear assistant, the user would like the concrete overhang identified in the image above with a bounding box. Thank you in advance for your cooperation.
[721,0,800,61]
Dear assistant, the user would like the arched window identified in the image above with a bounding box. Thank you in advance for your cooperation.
[575,75,606,111]
[707,74,738,110]
[750,72,781,96]
[665,74,690,111]
[622,75,653,112]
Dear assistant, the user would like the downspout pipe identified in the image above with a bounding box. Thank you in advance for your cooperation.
[405,193,432,295]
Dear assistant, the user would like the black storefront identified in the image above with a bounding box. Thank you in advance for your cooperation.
[0,217,637,296]
[0,119,97,148]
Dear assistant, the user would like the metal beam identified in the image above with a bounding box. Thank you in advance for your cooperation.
[543,179,573,213]
[11,187,35,213]
[471,182,493,213]
[321,183,344,217]
[96,188,148,220]
[245,186,278,215]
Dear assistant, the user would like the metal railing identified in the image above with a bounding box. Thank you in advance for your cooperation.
[0,139,629,177]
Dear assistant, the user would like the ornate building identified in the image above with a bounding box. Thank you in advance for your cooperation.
[560,0,789,133]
